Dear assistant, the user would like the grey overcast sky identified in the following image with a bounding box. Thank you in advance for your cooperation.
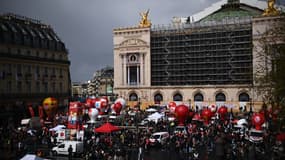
[0,0,284,82]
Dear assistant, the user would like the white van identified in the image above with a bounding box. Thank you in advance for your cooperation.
[52,140,83,156]
[149,131,170,146]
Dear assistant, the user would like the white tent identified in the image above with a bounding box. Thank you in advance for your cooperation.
[20,154,45,160]
[147,112,163,123]
[49,125,66,131]
[21,118,30,125]
[146,108,157,112]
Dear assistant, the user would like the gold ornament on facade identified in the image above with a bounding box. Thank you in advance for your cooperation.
[139,9,151,27]
[263,0,280,16]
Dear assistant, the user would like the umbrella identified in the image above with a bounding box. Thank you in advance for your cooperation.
[95,122,120,133]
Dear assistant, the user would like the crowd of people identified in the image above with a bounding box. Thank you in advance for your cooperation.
[1,104,285,160]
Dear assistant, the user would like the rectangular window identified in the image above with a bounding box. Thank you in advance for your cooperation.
[52,82,56,93]
[35,66,40,80]
[44,82,48,93]
[59,82,63,92]
[7,81,12,93]
[27,81,32,93]
[17,81,22,92]
[59,68,63,78]
[44,67,48,77]
[7,64,12,74]
[27,65,31,73]
[17,64,22,74]
[36,82,40,93]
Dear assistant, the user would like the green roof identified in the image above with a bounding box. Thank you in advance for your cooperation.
[200,3,263,22]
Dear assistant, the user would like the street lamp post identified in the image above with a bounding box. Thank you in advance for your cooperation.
[189,99,192,109]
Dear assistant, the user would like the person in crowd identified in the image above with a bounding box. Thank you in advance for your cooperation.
[68,144,73,160]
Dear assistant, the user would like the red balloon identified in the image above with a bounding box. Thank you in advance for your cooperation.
[175,104,189,126]
[218,106,228,121]
[86,98,95,108]
[201,108,212,125]
[252,113,265,130]
[101,101,107,108]
[192,113,202,121]
[113,102,122,115]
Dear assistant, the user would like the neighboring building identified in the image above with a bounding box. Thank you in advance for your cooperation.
[87,66,115,101]
[72,82,87,97]
[0,13,71,121]
[113,0,285,110]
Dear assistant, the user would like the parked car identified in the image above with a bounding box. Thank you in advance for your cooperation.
[52,140,84,157]
[174,126,188,135]
[149,132,170,146]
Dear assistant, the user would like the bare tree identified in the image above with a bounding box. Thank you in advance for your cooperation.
[253,15,285,108]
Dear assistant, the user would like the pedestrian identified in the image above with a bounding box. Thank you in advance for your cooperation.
[247,143,256,160]
[214,133,225,160]
[68,144,73,160]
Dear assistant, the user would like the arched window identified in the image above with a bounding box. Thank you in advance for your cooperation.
[129,93,138,101]
[173,93,183,101]
[239,93,250,102]
[194,93,204,102]
[215,93,226,101]
[154,93,163,102]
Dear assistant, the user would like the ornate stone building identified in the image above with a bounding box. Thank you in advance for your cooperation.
[113,0,284,110]
[0,13,71,121]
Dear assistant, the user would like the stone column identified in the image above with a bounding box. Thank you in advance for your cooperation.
[121,54,124,85]
[127,66,130,85]
[140,53,144,85]
[137,66,139,85]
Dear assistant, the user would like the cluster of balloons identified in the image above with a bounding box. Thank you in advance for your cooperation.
[85,97,109,115]
[87,97,126,123]
[168,102,190,126]
[167,101,234,126]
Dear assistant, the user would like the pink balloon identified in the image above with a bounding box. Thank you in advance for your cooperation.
[168,102,177,113]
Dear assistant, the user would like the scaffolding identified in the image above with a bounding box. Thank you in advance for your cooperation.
[150,17,253,86]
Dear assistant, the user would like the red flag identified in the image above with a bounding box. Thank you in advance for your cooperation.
[28,106,35,117]
[38,106,44,119]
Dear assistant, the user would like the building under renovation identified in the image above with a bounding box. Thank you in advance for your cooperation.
[113,0,285,110]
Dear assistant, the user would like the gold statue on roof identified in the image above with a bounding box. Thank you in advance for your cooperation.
[263,0,280,16]
[139,9,151,27]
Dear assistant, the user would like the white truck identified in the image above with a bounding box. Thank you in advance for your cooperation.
[52,140,84,157]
